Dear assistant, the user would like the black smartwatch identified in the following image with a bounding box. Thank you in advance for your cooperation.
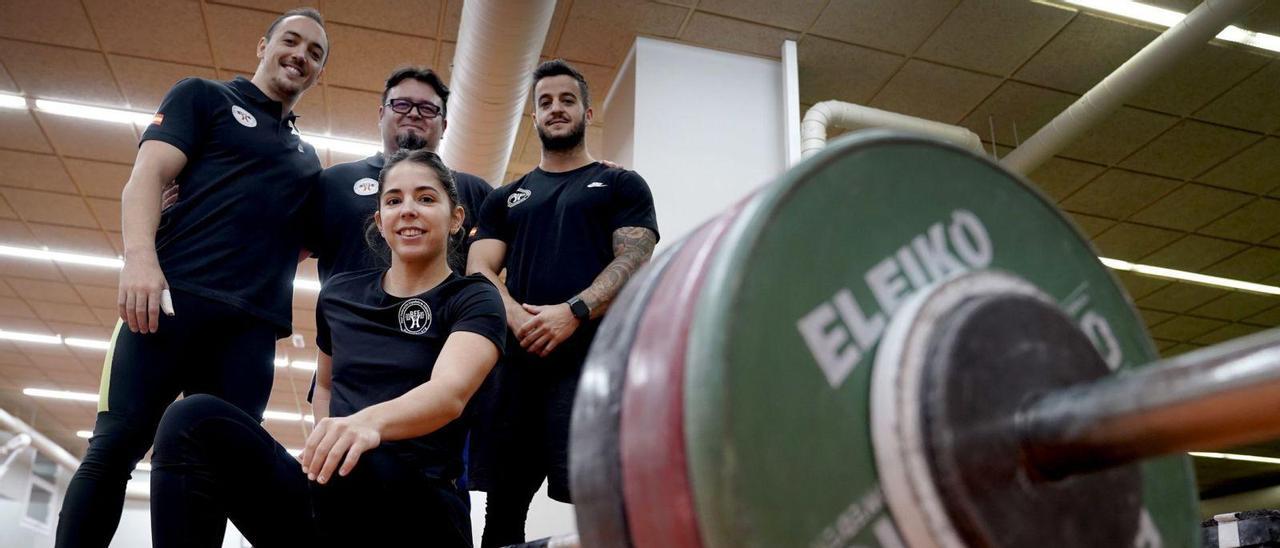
[567,296,590,321]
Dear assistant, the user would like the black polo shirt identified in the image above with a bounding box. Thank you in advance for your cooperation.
[306,153,492,282]
[316,269,506,481]
[474,162,659,308]
[143,77,321,334]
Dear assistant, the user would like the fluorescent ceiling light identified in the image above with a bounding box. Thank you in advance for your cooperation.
[1190,451,1280,465]
[286,448,303,457]
[1100,257,1280,296]
[0,243,319,292]
[301,134,381,156]
[263,410,315,423]
[274,356,290,368]
[1060,0,1280,54]
[0,93,26,110]
[35,99,154,126]
[291,360,317,371]
[0,329,62,345]
[136,462,152,472]
[65,337,111,350]
[0,244,122,268]
[76,430,92,439]
[23,388,98,402]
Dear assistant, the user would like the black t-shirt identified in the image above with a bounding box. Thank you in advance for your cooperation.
[306,153,492,282]
[474,162,659,307]
[143,77,321,334]
[316,269,506,481]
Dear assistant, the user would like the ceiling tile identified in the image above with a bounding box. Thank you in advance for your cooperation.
[0,259,65,283]
[82,0,212,65]
[208,0,299,11]
[868,60,1000,124]
[324,24,434,91]
[0,63,15,92]
[324,87,381,143]
[1067,212,1113,238]
[205,4,277,73]
[1129,42,1268,116]
[1199,138,1280,195]
[0,109,53,153]
[1139,234,1247,271]
[679,12,798,59]
[538,0,573,57]
[0,0,98,49]
[1137,282,1230,313]
[63,159,131,199]
[36,114,140,164]
[1028,156,1105,202]
[324,0,442,38]
[809,0,958,55]
[91,307,119,327]
[1161,342,1202,357]
[1015,14,1156,94]
[1090,222,1181,261]
[1129,184,1253,231]
[797,36,902,105]
[1194,61,1280,134]
[1190,292,1280,322]
[1203,246,1280,282]
[697,0,825,31]
[0,220,39,246]
[26,223,116,256]
[1245,304,1280,327]
[74,285,117,309]
[554,2,686,63]
[110,56,218,112]
[1119,121,1259,180]
[293,86,329,135]
[1197,199,1280,244]
[960,81,1075,148]
[1193,322,1265,346]
[436,40,455,85]
[0,297,37,319]
[1138,307,1174,326]
[87,198,121,232]
[916,0,1073,76]
[1058,107,1178,165]
[0,39,123,105]
[0,188,98,228]
[6,279,82,305]
[1148,315,1228,341]
[0,150,76,194]
[441,0,462,42]
[1060,169,1180,220]
[1239,2,1280,36]
[29,301,99,326]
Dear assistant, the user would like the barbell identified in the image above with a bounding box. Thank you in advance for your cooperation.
[567,131,1276,547]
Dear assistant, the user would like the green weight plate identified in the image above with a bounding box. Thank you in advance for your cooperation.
[682,132,1196,547]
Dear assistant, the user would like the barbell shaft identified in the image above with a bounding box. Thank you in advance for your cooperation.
[1020,327,1280,479]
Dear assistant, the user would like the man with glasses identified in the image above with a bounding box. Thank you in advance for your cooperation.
[306,66,491,281]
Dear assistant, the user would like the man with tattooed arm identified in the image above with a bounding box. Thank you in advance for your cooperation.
[466,59,660,548]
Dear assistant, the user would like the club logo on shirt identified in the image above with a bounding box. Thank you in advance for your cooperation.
[587,181,607,188]
[231,105,257,128]
[398,298,432,335]
[507,189,532,208]
[288,119,301,136]
[353,178,379,196]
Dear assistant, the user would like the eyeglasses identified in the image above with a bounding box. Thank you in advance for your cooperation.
[385,98,443,119]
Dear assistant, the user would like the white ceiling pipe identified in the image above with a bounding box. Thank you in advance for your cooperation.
[439,0,557,185]
[1001,0,1262,175]
[0,408,149,500]
[800,100,984,159]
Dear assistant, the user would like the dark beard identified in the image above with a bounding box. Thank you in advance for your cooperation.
[396,132,429,152]
[536,117,587,152]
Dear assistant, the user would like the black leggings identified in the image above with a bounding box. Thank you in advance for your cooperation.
[151,394,473,548]
[56,289,277,548]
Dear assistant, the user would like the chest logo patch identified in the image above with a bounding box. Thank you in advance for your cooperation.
[507,188,532,208]
[231,105,257,128]
[587,181,607,188]
[353,178,379,196]
[398,298,432,335]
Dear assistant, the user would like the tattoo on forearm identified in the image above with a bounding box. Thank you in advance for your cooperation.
[581,227,657,318]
